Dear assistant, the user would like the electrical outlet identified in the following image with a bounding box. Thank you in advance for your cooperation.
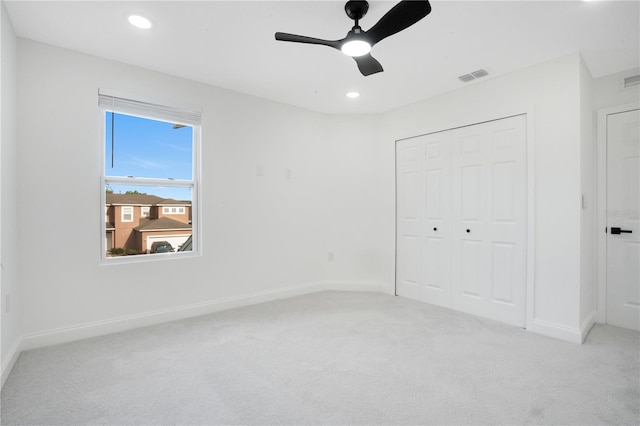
[5,293,10,314]
[256,165,264,177]
[285,168,293,180]
[328,252,334,262]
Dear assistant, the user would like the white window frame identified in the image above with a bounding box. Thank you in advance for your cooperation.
[121,206,134,222]
[141,206,150,217]
[99,91,202,263]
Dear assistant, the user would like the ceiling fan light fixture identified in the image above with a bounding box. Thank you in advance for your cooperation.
[341,39,371,57]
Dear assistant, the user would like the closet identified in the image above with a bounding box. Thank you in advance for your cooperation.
[396,115,527,327]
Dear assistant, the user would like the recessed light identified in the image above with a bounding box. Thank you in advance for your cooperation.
[128,15,152,30]
[346,92,360,99]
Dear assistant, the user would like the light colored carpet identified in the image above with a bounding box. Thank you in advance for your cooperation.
[1,291,639,425]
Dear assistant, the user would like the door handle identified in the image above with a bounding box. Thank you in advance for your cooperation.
[611,227,633,234]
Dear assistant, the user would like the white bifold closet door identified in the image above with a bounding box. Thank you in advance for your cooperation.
[396,115,527,327]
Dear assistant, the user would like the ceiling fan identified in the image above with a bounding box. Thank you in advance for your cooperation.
[275,0,432,76]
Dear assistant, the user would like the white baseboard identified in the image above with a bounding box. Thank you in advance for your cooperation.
[1,339,22,388]
[18,282,320,352]
[579,310,598,343]
[321,280,393,294]
[1,280,391,389]
[530,318,583,344]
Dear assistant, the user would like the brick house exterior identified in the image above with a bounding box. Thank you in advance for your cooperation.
[105,193,192,253]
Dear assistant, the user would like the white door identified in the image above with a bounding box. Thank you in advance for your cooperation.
[396,139,422,301]
[606,109,640,331]
[395,131,452,306]
[396,115,527,327]
[451,116,527,327]
[422,131,453,307]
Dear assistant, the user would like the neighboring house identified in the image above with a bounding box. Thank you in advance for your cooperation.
[105,193,192,254]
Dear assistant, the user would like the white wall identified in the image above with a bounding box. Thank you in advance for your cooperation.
[579,57,596,336]
[1,1,21,383]
[14,40,390,352]
[593,68,640,111]
[382,54,586,341]
[322,114,391,286]
[6,36,617,373]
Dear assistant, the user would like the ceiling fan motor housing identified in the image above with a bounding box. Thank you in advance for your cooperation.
[345,1,369,22]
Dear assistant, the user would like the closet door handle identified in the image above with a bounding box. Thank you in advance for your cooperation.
[466,229,471,233]
[433,227,438,231]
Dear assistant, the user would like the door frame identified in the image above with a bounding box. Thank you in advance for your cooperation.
[596,102,640,324]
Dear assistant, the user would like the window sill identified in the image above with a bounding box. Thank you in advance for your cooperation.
[100,250,201,266]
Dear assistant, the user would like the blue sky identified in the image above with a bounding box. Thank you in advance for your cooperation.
[105,112,193,201]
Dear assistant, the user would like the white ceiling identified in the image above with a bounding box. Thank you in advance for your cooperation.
[5,0,640,114]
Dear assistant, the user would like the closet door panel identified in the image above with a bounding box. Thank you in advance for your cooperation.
[396,140,423,301]
[452,128,491,315]
[422,132,452,307]
[488,116,527,325]
[451,116,526,327]
[492,242,516,304]
[461,240,482,298]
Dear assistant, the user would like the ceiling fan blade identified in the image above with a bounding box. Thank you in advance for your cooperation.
[353,53,384,76]
[275,32,341,50]
[366,0,431,45]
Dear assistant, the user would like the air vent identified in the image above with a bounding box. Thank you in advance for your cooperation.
[471,69,489,78]
[458,74,475,83]
[624,74,640,88]
[458,69,489,83]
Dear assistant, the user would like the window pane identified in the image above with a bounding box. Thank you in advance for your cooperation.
[105,112,193,180]
[105,184,192,257]
[106,184,192,202]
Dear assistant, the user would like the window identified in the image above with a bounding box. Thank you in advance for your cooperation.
[163,206,185,214]
[100,93,201,261]
[121,206,133,222]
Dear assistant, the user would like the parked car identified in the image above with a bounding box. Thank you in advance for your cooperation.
[177,235,192,252]
[150,241,174,253]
